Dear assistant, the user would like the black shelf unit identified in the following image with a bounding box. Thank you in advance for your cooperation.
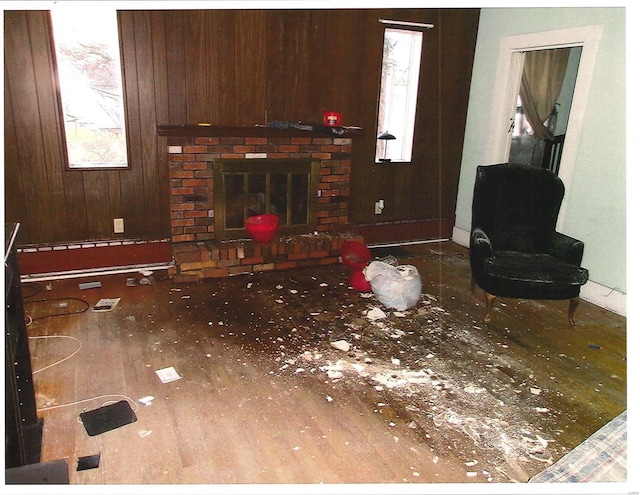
[5,223,43,468]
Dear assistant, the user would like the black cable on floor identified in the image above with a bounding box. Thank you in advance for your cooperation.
[21,281,44,299]
[24,297,90,322]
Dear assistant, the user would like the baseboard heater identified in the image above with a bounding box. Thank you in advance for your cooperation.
[20,261,174,283]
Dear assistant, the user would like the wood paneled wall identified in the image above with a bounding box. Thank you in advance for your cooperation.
[3,8,479,246]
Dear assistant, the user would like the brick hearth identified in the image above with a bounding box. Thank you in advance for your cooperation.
[158,125,361,280]
[168,232,364,282]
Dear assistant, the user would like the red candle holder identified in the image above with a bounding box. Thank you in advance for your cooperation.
[323,111,342,127]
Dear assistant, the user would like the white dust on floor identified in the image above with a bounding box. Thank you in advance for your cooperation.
[273,288,560,483]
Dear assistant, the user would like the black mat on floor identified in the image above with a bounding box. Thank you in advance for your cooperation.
[80,400,137,436]
[369,246,412,260]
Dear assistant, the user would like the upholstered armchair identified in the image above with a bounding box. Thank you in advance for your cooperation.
[469,163,589,325]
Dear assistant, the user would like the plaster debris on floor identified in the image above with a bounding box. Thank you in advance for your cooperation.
[160,267,571,483]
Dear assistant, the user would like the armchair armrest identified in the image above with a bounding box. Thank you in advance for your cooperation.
[548,231,585,266]
[470,228,493,278]
[471,228,493,255]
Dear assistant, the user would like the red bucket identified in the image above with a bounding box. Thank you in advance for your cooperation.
[245,214,279,244]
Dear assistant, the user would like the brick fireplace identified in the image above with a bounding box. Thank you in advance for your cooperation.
[158,125,363,281]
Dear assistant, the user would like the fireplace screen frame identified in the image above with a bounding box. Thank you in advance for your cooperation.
[213,158,320,241]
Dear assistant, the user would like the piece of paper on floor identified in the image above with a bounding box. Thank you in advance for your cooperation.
[92,298,121,312]
[155,366,182,383]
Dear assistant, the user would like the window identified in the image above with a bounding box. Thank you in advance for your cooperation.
[50,7,128,169]
[376,27,423,163]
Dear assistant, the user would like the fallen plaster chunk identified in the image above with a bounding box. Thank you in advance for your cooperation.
[372,369,431,389]
[536,435,552,448]
[330,340,351,352]
[530,387,542,395]
[351,363,365,374]
[464,385,486,394]
[327,370,343,379]
[529,454,553,464]
[366,307,386,320]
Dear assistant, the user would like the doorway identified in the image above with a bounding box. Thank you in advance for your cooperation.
[508,46,582,175]
[483,25,602,229]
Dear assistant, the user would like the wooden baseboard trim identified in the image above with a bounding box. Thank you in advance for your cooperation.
[352,219,454,245]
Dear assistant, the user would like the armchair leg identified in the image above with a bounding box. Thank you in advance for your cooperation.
[568,297,580,326]
[484,291,496,323]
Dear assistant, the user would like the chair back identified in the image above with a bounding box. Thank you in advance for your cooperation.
[471,163,565,253]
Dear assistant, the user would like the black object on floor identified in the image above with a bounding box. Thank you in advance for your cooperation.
[80,400,137,436]
[77,453,101,471]
[368,246,411,260]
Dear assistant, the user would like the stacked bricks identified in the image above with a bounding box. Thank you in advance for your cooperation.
[167,133,353,244]
[168,232,365,282]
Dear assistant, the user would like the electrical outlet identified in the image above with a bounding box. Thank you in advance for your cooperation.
[374,200,384,215]
[113,218,125,233]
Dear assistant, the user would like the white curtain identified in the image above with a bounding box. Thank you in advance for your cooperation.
[519,48,570,141]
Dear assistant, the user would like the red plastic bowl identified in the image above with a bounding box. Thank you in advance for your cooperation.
[340,241,372,270]
[245,214,279,244]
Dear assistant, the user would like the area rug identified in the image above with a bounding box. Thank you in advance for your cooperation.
[528,410,627,482]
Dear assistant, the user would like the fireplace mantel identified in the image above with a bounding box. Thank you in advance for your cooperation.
[157,124,362,139]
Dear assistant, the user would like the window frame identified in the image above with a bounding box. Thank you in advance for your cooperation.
[374,22,428,164]
[49,8,131,171]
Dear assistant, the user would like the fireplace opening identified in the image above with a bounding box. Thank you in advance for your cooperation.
[213,158,320,241]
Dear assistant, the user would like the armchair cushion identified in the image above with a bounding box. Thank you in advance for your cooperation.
[481,250,589,300]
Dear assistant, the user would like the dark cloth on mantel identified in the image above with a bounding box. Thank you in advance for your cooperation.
[267,120,345,135]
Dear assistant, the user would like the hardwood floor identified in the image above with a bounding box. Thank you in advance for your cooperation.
[21,241,627,487]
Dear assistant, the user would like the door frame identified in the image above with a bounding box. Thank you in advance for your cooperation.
[484,25,603,229]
